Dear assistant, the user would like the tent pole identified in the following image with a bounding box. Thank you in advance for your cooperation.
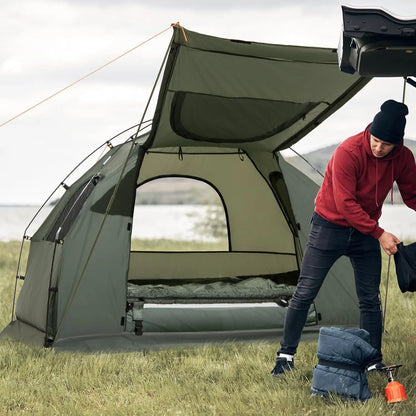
[53,32,174,342]
[9,120,151,324]
[131,35,173,141]
[382,255,391,334]
[402,77,407,104]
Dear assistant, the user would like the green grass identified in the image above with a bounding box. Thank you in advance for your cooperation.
[130,238,228,251]
[1,240,415,415]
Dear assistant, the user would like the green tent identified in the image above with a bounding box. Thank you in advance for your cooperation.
[1,27,370,351]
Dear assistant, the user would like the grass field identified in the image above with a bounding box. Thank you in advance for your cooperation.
[0,240,415,415]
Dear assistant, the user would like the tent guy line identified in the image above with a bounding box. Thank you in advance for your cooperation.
[0,23,177,129]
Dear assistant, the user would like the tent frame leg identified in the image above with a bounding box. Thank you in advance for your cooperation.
[132,301,144,336]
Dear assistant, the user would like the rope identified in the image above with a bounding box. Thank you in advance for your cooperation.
[172,22,188,42]
[0,24,174,129]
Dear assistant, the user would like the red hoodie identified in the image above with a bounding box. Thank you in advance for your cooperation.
[315,125,416,239]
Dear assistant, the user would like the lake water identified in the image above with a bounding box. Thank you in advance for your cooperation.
[0,204,415,242]
[0,205,213,242]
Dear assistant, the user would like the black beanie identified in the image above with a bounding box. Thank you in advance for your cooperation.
[369,99,409,144]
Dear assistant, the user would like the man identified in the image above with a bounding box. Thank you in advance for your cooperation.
[272,99,416,376]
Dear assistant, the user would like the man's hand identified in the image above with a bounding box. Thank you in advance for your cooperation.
[378,231,400,256]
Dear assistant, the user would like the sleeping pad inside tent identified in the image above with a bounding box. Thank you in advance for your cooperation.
[0,26,370,351]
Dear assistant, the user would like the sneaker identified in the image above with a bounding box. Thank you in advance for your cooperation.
[366,362,386,372]
[271,357,294,377]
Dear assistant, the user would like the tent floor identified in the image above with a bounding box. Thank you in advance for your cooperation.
[0,320,322,353]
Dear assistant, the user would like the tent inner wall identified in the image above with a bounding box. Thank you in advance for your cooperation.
[124,146,304,334]
[134,147,296,256]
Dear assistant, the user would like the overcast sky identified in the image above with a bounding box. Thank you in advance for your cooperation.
[2,0,416,204]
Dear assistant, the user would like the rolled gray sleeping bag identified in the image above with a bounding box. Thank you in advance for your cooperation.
[311,327,379,402]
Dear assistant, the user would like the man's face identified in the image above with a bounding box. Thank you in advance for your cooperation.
[370,135,396,158]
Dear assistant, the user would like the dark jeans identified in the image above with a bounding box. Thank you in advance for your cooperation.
[278,212,383,363]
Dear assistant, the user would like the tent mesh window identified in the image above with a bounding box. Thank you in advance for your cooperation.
[133,176,228,249]
[46,179,96,242]
[170,91,318,143]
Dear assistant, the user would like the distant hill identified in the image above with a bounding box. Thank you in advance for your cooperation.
[135,177,218,205]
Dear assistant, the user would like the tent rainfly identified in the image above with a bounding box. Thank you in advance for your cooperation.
[1,26,370,351]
